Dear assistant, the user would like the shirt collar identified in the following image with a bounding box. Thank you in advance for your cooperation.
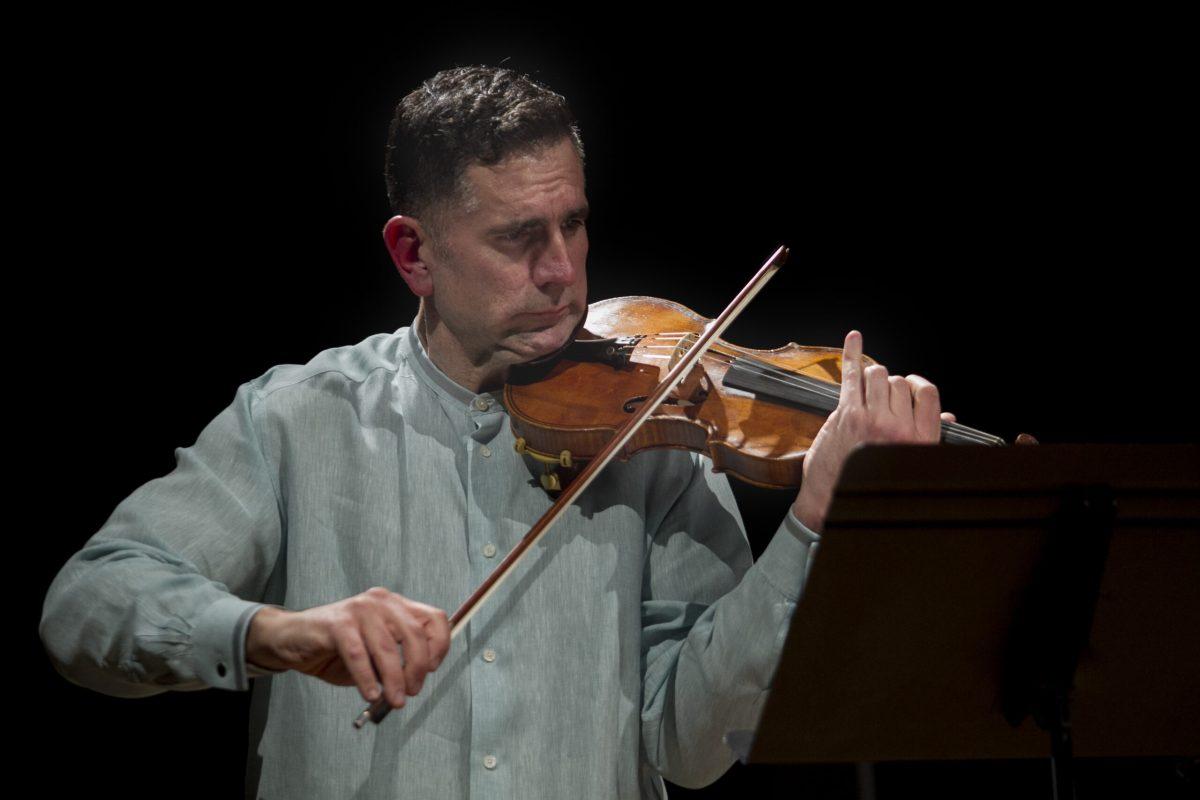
[402,322,500,413]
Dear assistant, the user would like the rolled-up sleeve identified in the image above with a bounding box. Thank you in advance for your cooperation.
[40,381,284,696]
[640,453,820,788]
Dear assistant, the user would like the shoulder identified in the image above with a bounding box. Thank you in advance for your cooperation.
[244,326,412,400]
[238,327,412,415]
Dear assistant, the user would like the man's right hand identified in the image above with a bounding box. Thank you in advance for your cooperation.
[245,588,451,708]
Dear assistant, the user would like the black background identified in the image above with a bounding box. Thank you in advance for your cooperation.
[24,13,1195,799]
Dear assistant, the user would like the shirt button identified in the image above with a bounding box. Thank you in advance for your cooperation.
[482,648,497,663]
[483,543,497,558]
[473,397,490,411]
[483,755,498,770]
[479,445,492,458]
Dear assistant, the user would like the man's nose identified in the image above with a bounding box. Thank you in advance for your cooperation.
[532,230,578,288]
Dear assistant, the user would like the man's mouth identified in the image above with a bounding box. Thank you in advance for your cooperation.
[522,306,570,326]
[525,305,568,319]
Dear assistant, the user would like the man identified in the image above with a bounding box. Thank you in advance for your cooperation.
[41,65,949,798]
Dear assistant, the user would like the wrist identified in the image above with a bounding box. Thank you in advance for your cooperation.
[246,605,293,672]
[792,488,828,534]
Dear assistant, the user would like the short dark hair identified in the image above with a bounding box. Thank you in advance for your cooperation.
[384,65,585,233]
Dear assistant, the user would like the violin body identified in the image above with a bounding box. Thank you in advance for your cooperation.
[505,296,878,489]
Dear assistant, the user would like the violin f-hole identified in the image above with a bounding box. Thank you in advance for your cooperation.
[623,395,695,413]
[623,369,711,413]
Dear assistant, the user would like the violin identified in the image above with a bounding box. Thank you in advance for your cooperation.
[505,295,1007,492]
[355,245,1026,729]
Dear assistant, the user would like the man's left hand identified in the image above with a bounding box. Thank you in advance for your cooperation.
[791,330,955,532]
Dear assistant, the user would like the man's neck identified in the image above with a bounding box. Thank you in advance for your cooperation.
[416,307,508,394]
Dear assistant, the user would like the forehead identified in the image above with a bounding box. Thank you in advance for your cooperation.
[458,138,585,221]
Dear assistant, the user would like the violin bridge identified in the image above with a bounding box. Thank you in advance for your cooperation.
[670,365,710,409]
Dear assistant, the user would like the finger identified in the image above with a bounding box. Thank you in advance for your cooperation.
[906,374,942,442]
[864,363,890,419]
[940,411,957,424]
[887,375,913,422]
[409,601,452,668]
[839,330,864,410]
[387,602,432,696]
[362,615,408,708]
[333,625,385,704]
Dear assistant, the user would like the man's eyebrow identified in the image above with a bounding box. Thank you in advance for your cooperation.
[487,204,590,236]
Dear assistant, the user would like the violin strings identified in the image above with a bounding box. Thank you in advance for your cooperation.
[637,333,1000,445]
[693,339,1000,444]
[729,357,998,445]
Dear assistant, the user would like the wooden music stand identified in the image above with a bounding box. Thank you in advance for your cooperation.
[725,444,1200,799]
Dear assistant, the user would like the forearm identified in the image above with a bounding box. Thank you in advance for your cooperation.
[41,536,275,696]
[40,380,284,696]
[642,510,820,787]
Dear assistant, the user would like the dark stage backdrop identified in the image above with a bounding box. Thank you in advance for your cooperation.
[26,16,1194,800]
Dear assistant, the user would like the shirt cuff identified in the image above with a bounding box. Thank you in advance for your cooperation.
[753,508,822,603]
[192,596,279,691]
[782,507,821,544]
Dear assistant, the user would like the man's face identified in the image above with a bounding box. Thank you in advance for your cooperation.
[422,137,589,366]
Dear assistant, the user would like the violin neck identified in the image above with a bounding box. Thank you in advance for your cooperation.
[723,355,1006,446]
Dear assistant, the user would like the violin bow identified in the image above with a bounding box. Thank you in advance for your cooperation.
[354,245,790,728]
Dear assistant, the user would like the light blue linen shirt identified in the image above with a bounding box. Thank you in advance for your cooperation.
[41,322,820,799]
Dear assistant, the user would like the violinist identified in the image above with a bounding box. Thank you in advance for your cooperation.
[40,65,954,799]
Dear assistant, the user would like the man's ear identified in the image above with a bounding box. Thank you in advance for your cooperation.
[383,215,434,297]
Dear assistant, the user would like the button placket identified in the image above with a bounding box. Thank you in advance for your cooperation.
[462,396,513,793]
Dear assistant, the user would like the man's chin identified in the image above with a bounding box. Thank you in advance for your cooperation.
[506,314,582,363]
